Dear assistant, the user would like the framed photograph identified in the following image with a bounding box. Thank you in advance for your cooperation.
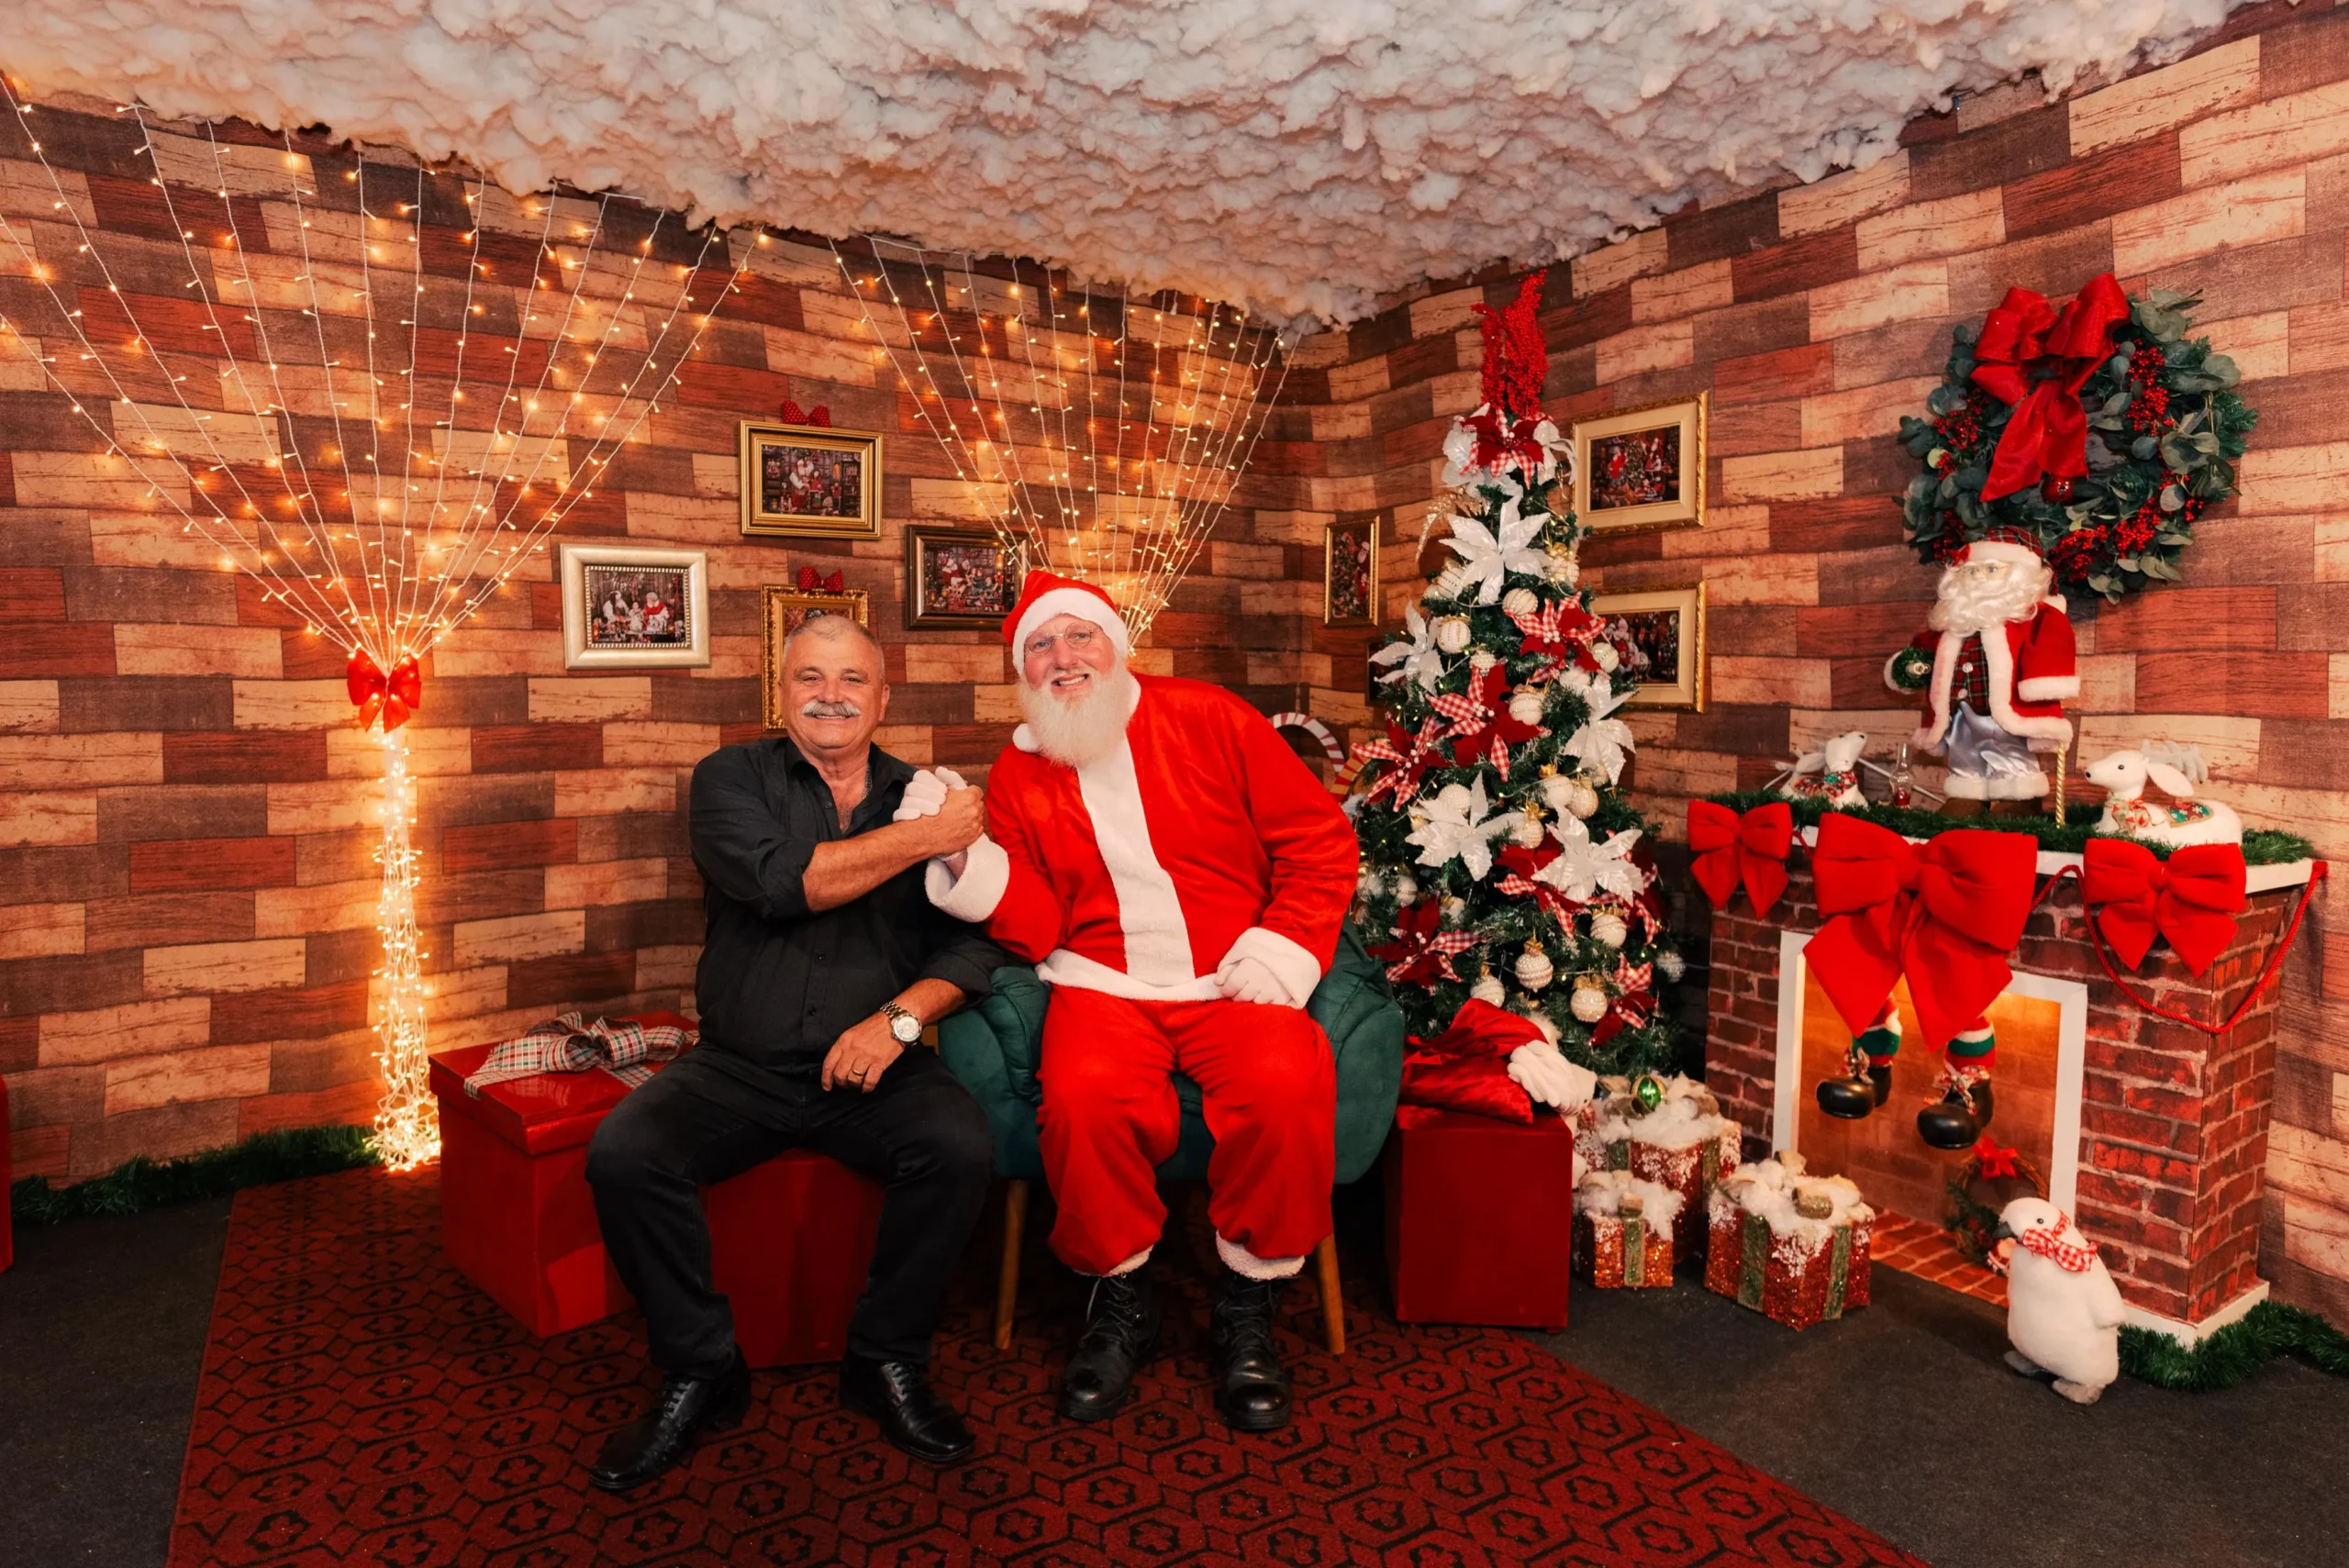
[903,526,1027,630]
[739,418,885,539]
[560,543,709,670]
[1587,581,1706,711]
[1323,517,1380,628]
[761,584,874,730]
[1572,393,1706,535]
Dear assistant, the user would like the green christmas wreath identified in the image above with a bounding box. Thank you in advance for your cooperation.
[1898,283,2257,603]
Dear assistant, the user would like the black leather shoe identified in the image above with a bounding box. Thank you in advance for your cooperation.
[839,1356,974,1464]
[1060,1268,1158,1423]
[588,1350,751,1491]
[1209,1273,1292,1433]
[1918,1078,1994,1151]
[1816,1063,1891,1119]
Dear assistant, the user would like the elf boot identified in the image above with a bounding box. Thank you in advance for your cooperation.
[1059,1266,1159,1423]
[1208,1273,1292,1433]
[1816,1004,1899,1119]
[1918,1020,1996,1149]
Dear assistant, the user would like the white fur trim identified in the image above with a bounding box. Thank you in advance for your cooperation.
[1961,539,2041,569]
[1104,1247,1152,1277]
[1883,650,1915,694]
[1012,723,1040,753]
[1075,739,1197,986]
[1945,773,1989,799]
[1036,948,1221,1001]
[1219,927,1322,1009]
[2016,674,2080,702]
[1215,1232,1305,1280]
[1978,628,2074,743]
[1913,628,1963,752]
[1014,585,1131,661]
[925,834,1009,921]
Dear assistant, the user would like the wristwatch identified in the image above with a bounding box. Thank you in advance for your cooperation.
[880,1001,923,1045]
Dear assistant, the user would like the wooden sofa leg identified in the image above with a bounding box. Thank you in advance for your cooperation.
[1314,1234,1345,1356]
[994,1179,1030,1351]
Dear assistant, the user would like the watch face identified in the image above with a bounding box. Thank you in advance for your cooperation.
[890,1013,922,1043]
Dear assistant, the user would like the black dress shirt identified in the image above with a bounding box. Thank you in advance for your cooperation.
[688,738,1006,1063]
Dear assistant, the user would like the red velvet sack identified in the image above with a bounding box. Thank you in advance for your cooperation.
[1398,999,1542,1123]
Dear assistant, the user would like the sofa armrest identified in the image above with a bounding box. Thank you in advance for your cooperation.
[1309,926,1408,1185]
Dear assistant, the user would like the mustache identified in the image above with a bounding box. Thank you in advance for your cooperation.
[799,699,863,719]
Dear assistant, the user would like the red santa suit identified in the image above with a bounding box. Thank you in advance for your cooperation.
[928,576,1359,1278]
[1889,541,2078,803]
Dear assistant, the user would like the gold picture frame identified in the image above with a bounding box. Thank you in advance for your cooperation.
[739,419,885,539]
[760,585,874,730]
[1587,581,1706,711]
[903,525,1028,630]
[1323,517,1380,628]
[1572,392,1706,536]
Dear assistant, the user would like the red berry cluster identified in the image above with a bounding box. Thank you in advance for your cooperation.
[2050,527,2108,579]
[1928,393,1990,474]
[2126,342,2173,434]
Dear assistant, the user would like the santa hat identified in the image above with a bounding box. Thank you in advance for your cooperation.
[1960,532,2045,570]
[1006,570,1130,659]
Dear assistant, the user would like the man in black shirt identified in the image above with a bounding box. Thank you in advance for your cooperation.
[584,614,1004,1490]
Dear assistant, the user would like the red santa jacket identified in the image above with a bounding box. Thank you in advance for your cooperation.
[927,674,1359,1006]
[1895,600,2077,751]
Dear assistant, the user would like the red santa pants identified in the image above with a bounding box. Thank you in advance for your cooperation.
[1036,987,1337,1276]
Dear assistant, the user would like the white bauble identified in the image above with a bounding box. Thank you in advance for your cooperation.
[1501,586,1539,617]
[1591,640,1620,673]
[1469,646,1498,674]
[1393,873,1419,904]
[1426,563,1470,603]
[1442,895,1468,923]
[1539,771,1575,816]
[1569,975,1609,1024]
[1509,811,1546,848]
[1431,782,1473,815]
[1508,687,1546,725]
[1434,615,1473,653]
[1566,779,1600,819]
[1588,910,1629,950]
[1545,551,1581,587]
[1469,967,1506,1006]
[1514,941,1554,993]
[1356,867,1383,901]
[1657,949,1686,983]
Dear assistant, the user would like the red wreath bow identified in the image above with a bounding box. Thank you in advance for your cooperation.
[1400,999,1543,1122]
[780,400,831,427]
[1354,717,1446,806]
[1432,665,1546,773]
[1687,800,1794,916]
[2082,838,2246,977]
[1805,814,2039,1051]
[346,650,421,733]
[1969,272,2130,502]
[1973,1139,2022,1180]
[1366,900,1483,985]
[797,565,845,592]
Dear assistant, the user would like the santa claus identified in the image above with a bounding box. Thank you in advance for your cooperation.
[1886,534,2077,814]
[907,571,1358,1432]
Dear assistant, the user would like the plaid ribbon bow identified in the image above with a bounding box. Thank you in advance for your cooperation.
[1366,900,1482,985]
[463,1012,696,1097]
[1494,838,1583,921]
[1508,598,1599,678]
[1992,1212,2100,1276]
[1592,955,1656,1046]
[1432,665,1545,773]
[1354,718,1448,806]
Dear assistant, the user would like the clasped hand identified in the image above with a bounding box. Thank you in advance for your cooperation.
[893,767,985,873]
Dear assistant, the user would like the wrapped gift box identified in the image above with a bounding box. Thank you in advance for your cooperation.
[1575,1171,1681,1289]
[429,1016,885,1364]
[1575,1075,1740,1230]
[1703,1153,1874,1330]
[1386,1105,1575,1329]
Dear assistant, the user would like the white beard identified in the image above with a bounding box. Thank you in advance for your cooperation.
[1930,562,2053,634]
[1019,662,1138,768]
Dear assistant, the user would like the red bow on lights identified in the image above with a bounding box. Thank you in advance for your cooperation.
[346,651,421,733]
[1805,814,2039,1052]
[780,400,831,428]
[1399,999,1543,1123]
[2082,838,2246,977]
[1432,665,1546,773]
[1366,900,1482,986]
[798,566,845,592]
[1969,272,2130,502]
[1353,718,1447,806]
[1687,800,1794,917]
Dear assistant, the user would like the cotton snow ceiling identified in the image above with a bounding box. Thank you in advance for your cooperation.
[6,0,2244,320]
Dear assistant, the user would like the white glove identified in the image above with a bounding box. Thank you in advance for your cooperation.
[1215,953,1298,1008]
[891,767,969,822]
[1508,1038,1597,1115]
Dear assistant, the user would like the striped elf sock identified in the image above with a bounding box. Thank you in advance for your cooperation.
[1946,1016,1995,1073]
[1854,999,1901,1064]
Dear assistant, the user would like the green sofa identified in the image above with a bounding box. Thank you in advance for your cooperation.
[937,927,1408,1351]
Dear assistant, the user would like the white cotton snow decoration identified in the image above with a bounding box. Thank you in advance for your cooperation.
[1408,778,1513,882]
[1371,606,1448,694]
[1441,497,1550,606]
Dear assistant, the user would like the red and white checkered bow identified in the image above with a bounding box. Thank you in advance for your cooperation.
[1431,665,1544,774]
[1354,718,1449,806]
[2016,1215,2100,1274]
[1495,838,1583,920]
[464,1012,695,1096]
[1366,900,1482,985]
[1508,598,1598,679]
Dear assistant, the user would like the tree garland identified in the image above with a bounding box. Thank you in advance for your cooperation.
[1898,285,2257,603]
[9,1125,377,1223]
[2120,1302,2349,1392]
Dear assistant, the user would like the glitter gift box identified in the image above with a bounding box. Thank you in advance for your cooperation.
[1704,1153,1874,1330]
[1575,1171,1681,1289]
[1575,1075,1742,1232]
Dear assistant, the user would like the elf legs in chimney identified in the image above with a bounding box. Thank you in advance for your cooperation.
[1817,1003,1996,1150]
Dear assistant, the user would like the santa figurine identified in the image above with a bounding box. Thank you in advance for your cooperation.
[906,571,1358,1434]
[1885,533,2076,817]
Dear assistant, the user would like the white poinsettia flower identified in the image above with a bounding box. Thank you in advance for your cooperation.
[1442,495,1550,604]
[1441,419,1480,485]
[1406,777,1513,882]
[1536,827,1645,905]
[1369,605,1446,692]
[1557,668,1636,783]
[1532,417,1572,486]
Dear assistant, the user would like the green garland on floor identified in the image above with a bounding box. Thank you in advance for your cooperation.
[2121,1302,2349,1392]
[9,1125,380,1224]
[1700,791,2315,866]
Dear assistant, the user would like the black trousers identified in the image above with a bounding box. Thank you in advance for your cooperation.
[585,1045,994,1376]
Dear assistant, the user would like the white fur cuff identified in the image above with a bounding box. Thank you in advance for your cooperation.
[1215,1232,1305,1280]
[925,834,1010,921]
[2016,675,2080,702]
[1219,926,1322,1009]
[1104,1247,1152,1277]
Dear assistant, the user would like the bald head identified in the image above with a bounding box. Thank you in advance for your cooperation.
[779,613,888,765]
[781,610,883,671]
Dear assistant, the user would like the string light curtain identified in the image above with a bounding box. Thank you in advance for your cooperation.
[835,238,1291,639]
[0,81,745,1168]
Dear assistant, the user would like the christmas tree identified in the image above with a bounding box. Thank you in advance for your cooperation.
[1352,272,1681,1076]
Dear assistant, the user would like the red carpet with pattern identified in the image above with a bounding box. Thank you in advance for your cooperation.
[169,1168,1930,1567]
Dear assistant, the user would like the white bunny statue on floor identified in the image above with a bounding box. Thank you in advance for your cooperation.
[1780,730,1867,808]
[2083,742,2242,848]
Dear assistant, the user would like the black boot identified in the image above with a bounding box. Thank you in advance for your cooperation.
[1918,1076,1994,1151]
[588,1350,751,1491]
[1209,1273,1292,1433]
[1816,1062,1891,1120]
[840,1355,974,1464]
[1060,1268,1158,1423]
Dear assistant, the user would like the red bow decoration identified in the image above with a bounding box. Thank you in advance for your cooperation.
[1508,597,1599,678]
[346,650,421,733]
[1494,838,1581,921]
[1431,665,1545,772]
[797,565,845,592]
[1366,900,1482,986]
[2082,838,2245,977]
[1353,718,1447,806]
[1973,1139,2021,1180]
[780,400,831,428]
[1969,272,2130,502]
[1592,955,1656,1047]
[1687,800,1793,916]
[1399,999,1542,1123]
[1805,814,2039,1052]
[2016,1216,2101,1275]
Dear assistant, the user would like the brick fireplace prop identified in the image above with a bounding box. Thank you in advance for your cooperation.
[1704,848,2316,1343]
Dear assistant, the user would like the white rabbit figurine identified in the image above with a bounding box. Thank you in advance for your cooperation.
[2083,745,2243,848]
[1780,730,1867,808]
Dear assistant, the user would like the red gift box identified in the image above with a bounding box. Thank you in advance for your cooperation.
[1385,1105,1574,1329]
[429,1014,885,1365]
[1702,1171,1874,1331]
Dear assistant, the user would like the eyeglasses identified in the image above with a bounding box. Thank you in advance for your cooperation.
[1023,626,1100,659]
